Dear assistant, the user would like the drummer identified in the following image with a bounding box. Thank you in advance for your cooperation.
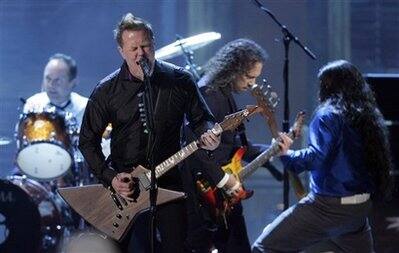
[12,54,89,184]
[23,53,88,127]
[16,54,111,178]
[22,53,111,157]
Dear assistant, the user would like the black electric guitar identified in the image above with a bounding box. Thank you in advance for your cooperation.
[58,105,260,241]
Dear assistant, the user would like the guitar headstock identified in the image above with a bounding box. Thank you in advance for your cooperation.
[215,105,260,134]
[250,79,279,121]
[290,111,306,139]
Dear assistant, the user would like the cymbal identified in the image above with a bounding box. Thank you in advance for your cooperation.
[0,136,12,146]
[155,32,221,60]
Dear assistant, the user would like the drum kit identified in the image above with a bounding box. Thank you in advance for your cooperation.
[0,31,221,253]
[1,107,89,253]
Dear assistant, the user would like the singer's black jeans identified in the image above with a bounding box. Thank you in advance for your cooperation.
[119,200,187,253]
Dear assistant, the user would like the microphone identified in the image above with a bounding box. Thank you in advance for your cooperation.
[137,57,151,77]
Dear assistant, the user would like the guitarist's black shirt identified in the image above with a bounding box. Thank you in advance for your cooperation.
[184,78,279,185]
[79,60,220,190]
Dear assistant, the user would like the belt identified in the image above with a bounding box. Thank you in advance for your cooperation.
[340,193,370,205]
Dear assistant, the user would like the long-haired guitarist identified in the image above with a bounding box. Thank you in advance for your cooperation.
[252,60,393,253]
[183,39,282,253]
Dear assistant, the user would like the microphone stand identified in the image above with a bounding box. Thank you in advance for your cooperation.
[139,60,158,253]
[252,0,316,210]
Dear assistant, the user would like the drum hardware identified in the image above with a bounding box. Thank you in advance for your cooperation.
[156,32,221,81]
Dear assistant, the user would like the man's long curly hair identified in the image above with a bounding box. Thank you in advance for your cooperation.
[204,38,268,90]
[318,60,393,199]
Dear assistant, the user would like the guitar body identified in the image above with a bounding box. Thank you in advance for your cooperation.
[58,165,185,241]
[221,146,246,177]
[196,112,307,219]
[196,147,253,219]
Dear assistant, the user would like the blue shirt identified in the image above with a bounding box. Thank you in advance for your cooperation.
[280,103,373,197]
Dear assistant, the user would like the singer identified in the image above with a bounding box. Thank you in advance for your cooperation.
[78,13,236,253]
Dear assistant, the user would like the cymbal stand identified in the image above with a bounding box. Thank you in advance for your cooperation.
[176,34,201,82]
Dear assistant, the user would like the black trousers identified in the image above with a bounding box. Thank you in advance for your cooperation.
[185,194,251,253]
[213,202,252,253]
[119,200,187,253]
[252,193,373,253]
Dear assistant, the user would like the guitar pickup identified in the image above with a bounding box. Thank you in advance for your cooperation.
[110,192,124,211]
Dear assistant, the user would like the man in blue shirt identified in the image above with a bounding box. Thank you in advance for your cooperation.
[252,60,393,253]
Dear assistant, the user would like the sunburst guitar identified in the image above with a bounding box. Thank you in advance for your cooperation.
[196,112,305,220]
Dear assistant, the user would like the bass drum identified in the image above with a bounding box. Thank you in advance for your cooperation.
[15,110,76,181]
[0,176,64,253]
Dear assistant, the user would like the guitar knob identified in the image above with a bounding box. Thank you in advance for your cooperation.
[113,222,119,228]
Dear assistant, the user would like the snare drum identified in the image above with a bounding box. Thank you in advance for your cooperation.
[15,110,76,180]
[0,176,64,253]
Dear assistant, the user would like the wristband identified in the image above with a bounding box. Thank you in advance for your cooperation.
[216,173,229,188]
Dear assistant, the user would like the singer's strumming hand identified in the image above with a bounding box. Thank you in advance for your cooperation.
[112,172,135,199]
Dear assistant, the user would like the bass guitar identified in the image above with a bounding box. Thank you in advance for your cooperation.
[197,112,305,218]
[196,85,279,220]
[251,81,307,200]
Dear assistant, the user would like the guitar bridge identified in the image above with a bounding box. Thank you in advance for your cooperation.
[139,173,151,190]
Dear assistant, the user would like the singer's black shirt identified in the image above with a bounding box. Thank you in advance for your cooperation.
[79,60,222,190]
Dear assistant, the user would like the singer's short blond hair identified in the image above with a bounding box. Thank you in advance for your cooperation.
[114,13,154,47]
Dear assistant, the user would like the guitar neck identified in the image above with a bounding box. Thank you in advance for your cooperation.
[143,106,259,180]
[147,140,199,179]
[239,129,295,181]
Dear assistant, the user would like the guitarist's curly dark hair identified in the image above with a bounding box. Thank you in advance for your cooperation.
[204,38,268,91]
[318,60,393,200]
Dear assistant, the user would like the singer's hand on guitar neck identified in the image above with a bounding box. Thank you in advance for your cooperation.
[111,172,135,199]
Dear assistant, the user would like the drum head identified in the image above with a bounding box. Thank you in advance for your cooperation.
[17,142,72,180]
[0,179,41,253]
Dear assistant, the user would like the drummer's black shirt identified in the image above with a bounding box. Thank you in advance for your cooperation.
[79,61,222,190]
